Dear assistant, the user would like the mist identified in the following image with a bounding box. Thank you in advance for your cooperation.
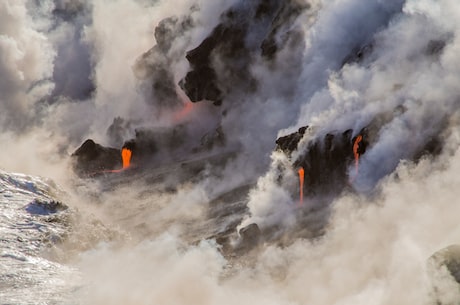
[2,0,460,304]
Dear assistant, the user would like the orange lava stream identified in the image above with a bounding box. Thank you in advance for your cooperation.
[122,147,132,169]
[353,135,363,176]
[103,147,132,174]
[298,167,305,206]
[174,101,194,122]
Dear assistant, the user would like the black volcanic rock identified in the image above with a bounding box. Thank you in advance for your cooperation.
[240,223,261,242]
[276,111,444,199]
[341,42,374,66]
[429,245,460,303]
[276,126,368,196]
[121,126,186,165]
[179,0,309,105]
[180,66,222,104]
[72,121,229,177]
[134,15,194,108]
[132,0,309,107]
[295,130,367,195]
[275,126,308,153]
[238,223,262,252]
[261,0,309,59]
[431,245,460,284]
[180,21,248,105]
[71,139,121,175]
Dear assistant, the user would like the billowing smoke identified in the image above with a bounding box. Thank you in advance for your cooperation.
[0,0,54,130]
[245,0,460,229]
[3,0,460,304]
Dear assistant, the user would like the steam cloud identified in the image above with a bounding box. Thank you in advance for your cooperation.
[2,0,460,304]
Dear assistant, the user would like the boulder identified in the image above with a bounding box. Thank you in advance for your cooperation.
[71,139,121,175]
[275,126,308,153]
[428,245,460,304]
[430,245,460,284]
[238,223,262,250]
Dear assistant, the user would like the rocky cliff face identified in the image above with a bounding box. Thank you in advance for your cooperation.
[179,0,308,105]
[274,115,444,200]
[134,0,309,109]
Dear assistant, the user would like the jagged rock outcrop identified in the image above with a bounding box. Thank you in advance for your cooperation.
[294,129,367,195]
[276,126,368,196]
[430,245,460,284]
[72,122,227,176]
[261,0,309,59]
[134,15,194,108]
[121,127,186,165]
[275,109,445,199]
[428,245,460,304]
[238,223,262,249]
[71,139,121,175]
[128,0,312,120]
[275,126,308,153]
[179,0,309,105]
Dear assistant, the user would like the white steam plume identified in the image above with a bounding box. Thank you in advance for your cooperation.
[76,140,460,305]
[3,0,460,304]
[0,0,55,131]
[245,0,460,227]
[0,0,236,178]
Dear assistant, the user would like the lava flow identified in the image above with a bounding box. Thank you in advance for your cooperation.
[174,101,195,122]
[353,135,363,176]
[106,147,133,173]
[298,167,305,206]
[121,147,132,169]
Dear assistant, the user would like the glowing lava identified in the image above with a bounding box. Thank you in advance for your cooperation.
[298,167,305,206]
[174,101,194,122]
[121,147,132,169]
[103,147,132,174]
[353,135,363,176]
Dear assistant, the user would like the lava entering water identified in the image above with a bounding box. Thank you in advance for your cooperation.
[298,167,305,206]
[121,147,132,169]
[353,135,363,176]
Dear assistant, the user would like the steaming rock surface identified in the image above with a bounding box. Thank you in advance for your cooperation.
[276,126,367,196]
[71,139,121,176]
[429,245,460,303]
[131,0,312,110]
[430,245,460,284]
[5,0,460,303]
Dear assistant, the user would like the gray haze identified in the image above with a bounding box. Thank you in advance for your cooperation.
[1,0,460,304]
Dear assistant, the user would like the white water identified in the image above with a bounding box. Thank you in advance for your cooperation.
[0,171,78,304]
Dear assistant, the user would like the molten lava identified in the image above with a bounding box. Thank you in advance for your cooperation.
[99,147,132,174]
[353,135,363,176]
[121,147,132,169]
[298,167,305,206]
[174,101,195,122]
